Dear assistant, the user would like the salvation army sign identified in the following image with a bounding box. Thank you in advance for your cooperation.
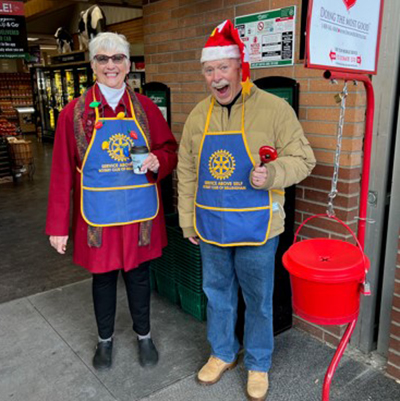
[305,0,384,74]
[0,1,28,59]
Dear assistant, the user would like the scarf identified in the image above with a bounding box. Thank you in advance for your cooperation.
[73,83,153,248]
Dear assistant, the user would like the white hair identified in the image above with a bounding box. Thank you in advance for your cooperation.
[89,32,130,61]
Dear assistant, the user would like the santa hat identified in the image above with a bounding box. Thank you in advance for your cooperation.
[201,20,251,88]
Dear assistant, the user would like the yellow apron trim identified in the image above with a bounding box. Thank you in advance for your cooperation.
[205,131,242,135]
[193,116,208,215]
[126,91,151,150]
[93,88,151,150]
[203,97,215,134]
[272,189,285,195]
[194,190,273,247]
[81,214,157,228]
[80,85,159,227]
[195,202,270,212]
[194,95,272,246]
[241,92,245,133]
[83,183,154,191]
[80,89,99,222]
[95,117,135,121]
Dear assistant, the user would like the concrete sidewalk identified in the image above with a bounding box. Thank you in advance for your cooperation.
[0,280,399,401]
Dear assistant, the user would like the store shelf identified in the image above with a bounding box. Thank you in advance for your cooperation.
[0,139,12,179]
[0,73,34,128]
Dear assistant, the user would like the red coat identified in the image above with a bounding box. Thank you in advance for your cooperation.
[46,86,178,273]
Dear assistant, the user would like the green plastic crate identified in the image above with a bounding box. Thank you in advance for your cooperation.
[150,266,157,292]
[177,284,207,321]
[154,270,180,305]
[152,213,207,319]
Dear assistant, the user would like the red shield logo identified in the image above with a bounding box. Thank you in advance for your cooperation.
[343,0,357,11]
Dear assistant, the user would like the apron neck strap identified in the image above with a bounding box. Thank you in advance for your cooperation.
[205,94,246,134]
[92,83,135,120]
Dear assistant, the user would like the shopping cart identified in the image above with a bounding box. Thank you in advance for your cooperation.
[7,139,35,180]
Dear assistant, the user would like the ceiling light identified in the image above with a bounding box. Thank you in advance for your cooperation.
[28,37,39,41]
[40,45,57,50]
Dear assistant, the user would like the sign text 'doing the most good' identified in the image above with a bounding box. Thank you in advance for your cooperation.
[0,1,28,59]
[305,0,384,74]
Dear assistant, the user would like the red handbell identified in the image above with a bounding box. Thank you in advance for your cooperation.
[259,146,278,166]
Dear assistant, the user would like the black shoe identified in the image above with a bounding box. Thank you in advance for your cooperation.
[93,340,113,370]
[138,338,159,368]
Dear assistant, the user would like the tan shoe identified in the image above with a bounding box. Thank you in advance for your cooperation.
[247,371,269,401]
[197,356,237,385]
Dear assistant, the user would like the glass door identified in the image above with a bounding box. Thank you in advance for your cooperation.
[53,70,63,112]
[44,70,55,134]
[76,67,90,95]
[31,68,45,134]
[65,69,75,103]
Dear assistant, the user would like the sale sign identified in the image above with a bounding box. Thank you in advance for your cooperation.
[305,0,384,74]
[0,1,28,59]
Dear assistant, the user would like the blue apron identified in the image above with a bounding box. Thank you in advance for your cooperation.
[80,88,159,227]
[195,97,272,246]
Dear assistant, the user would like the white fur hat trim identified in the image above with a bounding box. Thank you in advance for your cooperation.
[201,45,240,63]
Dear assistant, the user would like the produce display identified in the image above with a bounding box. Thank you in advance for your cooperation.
[0,118,18,137]
[0,73,34,120]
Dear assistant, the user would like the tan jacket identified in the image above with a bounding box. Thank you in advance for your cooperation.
[177,85,316,240]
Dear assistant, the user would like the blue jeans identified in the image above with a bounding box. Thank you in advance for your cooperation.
[200,236,279,372]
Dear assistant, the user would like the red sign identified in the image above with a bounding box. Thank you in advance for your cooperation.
[0,1,25,16]
[0,0,27,59]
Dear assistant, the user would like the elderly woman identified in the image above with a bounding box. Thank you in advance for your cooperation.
[46,32,177,370]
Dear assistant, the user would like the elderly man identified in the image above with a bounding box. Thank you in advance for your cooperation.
[177,20,316,401]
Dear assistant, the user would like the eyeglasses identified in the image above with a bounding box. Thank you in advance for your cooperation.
[94,54,127,65]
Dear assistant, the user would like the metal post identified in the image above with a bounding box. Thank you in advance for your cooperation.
[321,70,375,400]
[322,319,358,401]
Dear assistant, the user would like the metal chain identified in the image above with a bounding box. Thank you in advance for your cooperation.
[327,81,348,217]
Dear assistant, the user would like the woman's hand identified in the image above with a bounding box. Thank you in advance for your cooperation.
[141,152,160,173]
[49,235,69,254]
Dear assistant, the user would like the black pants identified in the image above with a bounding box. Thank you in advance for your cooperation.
[92,261,151,339]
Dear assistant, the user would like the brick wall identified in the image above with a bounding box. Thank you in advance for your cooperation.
[386,231,400,380]
[108,18,144,45]
[141,0,398,380]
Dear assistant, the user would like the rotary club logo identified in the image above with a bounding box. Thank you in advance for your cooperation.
[209,150,236,180]
[102,134,134,162]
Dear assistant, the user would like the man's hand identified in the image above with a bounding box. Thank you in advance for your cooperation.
[251,164,268,187]
[189,236,200,245]
[49,235,69,254]
[141,152,160,173]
